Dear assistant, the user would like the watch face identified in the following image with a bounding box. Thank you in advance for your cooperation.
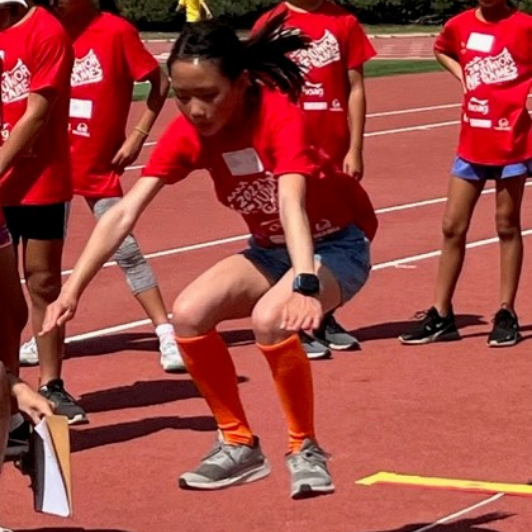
[294,274,320,295]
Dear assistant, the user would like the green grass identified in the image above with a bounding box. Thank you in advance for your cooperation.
[364,59,442,78]
[140,25,440,41]
[132,59,442,101]
[363,24,440,35]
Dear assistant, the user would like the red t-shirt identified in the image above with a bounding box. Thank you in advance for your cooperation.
[0,7,73,206]
[253,2,376,166]
[434,9,532,165]
[142,88,377,247]
[69,12,159,198]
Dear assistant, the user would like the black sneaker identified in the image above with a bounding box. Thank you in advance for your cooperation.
[488,308,521,347]
[4,419,31,461]
[39,379,87,425]
[299,332,331,360]
[399,307,461,345]
[313,313,360,351]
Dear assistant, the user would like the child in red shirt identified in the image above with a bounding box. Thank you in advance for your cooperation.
[41,17,377,498]
[253,0,376,358]
[400,0,531,347]
[0,1,88,424]
[47,0,184,373]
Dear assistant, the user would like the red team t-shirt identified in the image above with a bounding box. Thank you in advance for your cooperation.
[69,12,159,198]
[142,88,377,247]
[434,9,532,165]
[253,2,376,165]
[0,7,73,206]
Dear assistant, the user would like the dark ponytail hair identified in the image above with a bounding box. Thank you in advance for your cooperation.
[167,14,311,102]
[99,0,120,14]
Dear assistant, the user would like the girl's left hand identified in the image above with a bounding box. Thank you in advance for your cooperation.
[111,132,145,172]
[281,293,323,333]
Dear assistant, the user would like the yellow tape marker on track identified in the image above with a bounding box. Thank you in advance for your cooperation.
[356,472,532,497]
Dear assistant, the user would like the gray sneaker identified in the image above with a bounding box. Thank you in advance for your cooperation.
[299,332,331,360]
[179,436,271,490]
[286,439,334,499]
[313,314,360,351]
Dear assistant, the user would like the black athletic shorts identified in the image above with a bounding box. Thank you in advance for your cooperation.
[3,203,68,245]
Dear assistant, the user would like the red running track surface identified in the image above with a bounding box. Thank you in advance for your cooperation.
[2,72,532,532]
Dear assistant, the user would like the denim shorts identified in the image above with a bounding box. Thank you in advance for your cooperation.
[242,223,371,303]
[452,157,532,181]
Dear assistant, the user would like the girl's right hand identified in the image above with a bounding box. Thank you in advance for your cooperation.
[40,291,79,336]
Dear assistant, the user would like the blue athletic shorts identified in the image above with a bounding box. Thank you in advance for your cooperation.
[451,157,532,181]
[242,223,371,303]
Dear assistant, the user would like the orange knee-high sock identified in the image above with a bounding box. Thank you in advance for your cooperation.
[257,334,315,453]
[177,330,253,446]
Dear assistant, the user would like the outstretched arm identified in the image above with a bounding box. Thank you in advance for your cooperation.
[41,176,165,333]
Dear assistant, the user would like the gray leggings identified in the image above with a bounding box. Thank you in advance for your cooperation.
[87,197,157,295]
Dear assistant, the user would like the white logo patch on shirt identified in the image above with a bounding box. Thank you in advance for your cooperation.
[291,30,341,73]
[226,174,278,216]
[464,48,518,91]
[222,148,264,176]
[1,58,31,104]
[466,32,495,53]
[71,49,103,87]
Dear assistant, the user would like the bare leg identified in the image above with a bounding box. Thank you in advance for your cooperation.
[22,238,63,385]
[495,175,526,310]
[434,176,484,316]
[0,245,28,415]
[0,363,10,468]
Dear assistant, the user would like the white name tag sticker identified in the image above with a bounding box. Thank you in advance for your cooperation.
[466,32,494,53]
[69,98,93,119]
[222,148,264,176]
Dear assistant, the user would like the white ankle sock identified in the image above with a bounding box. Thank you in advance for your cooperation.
[9,413,24,433]
[155,323,175,340]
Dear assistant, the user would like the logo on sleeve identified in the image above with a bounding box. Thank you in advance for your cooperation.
[1,59,31,104]
[465,48,518,91]
[71,49,103,87]
[291,30,341,73]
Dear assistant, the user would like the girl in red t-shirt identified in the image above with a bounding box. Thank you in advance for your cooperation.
[253,0,376,359]
[252,0,376,358]
[50,0,184,372]
[41,16,376,498]
[400,0,531,348]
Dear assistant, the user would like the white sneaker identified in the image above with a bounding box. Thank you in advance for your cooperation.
[159,335,186,373]
[1,527,13,532]
[20,337,39,366]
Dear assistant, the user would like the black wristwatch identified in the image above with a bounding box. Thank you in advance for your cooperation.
[292,273,320,296]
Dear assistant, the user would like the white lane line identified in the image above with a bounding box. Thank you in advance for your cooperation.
[411,493,505,532]
[59,234,251,277]
[63,230,532,344]
[131,118,461,170]
[138,104,463,152]
[373,229,532,271]
[379,180,532,214]
[55,182,532,279]
[367,103,460,118]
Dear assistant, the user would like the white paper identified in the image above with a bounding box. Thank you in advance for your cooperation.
[34,419,71,518]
